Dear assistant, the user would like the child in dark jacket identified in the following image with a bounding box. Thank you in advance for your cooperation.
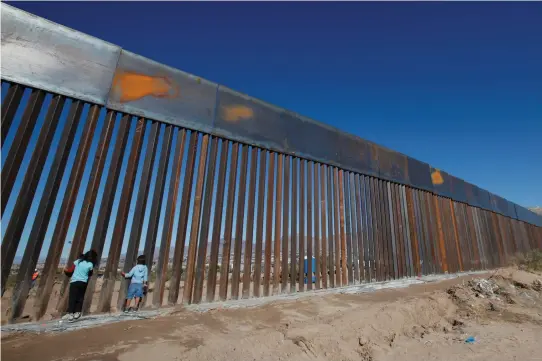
[121,255,149,312]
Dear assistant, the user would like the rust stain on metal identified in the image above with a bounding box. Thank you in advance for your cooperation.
[222,105,254,122]
[112,70,180,103]
[431,169,444,185]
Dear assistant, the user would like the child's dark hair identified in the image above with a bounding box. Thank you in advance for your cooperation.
[137,255,146,265]
[80,249,98,266]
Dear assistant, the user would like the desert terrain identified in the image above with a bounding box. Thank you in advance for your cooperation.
[2,267,542,361]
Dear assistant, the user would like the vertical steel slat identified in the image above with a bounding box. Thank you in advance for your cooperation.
[425,192,439,274]
[326,166,335,288]
[471,208,485,268]
[449,200,463,272]
[418,193,432,274]
[313,163,321,289]
[396,186,407,277]
[388,183,399,279]
[368,177,378,280]
[390,184,402,279]
[116,122,160,309]
[413,191,426,275]
[383,181,394,279]
[298,159,306,291]
[1,94,65,295]
[378,180,387,279]
[405,188,420,277]
[242,147,258,298]
[218,143,240,300]
[82,115,133,314]
[306,161,313,290]
[98,117,146,312]
[333,168,341,286]
[464,205,478,270]
[338,170,347,285]
[492,213,505,266]
[230,144,249,300]
[252,149,267,298]
[398,185,409,278]
[281,155,290,293]
[344,172,354,284]
[33,105,102,320]
[182,134,210,304]
[363,176,376,282]
[273,154,283,294]
[373,179,384,280]
[454,203,467,270]
[439,197,452,273]
[441,198,454,272]
[496,214,508,265]
[1,83,25,147]
[206,140,229,302]
[1,89,46,215]
[59,111,119,313]
[353,175,364,282]
[433,194,448,273]
[193,137,220,302]
[400,186,413,277]
[263,152,276,296]
[141,125,174,271]
[153,129,188,306]
[290,158,298,293]
[320,165,328,288]
[358,175,369,282]
[168,131,198,304]
[460,204,474,270]
[9,100,83,320]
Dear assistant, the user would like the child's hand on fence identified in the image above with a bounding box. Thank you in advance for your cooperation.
[121,272,126,278]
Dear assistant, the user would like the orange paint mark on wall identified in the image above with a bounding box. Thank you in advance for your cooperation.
[222,105,254,122]
[432,169,444,185]
[112,71,180,103]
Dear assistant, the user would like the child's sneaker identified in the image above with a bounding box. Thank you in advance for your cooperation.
[73,312,81,320]
[68,313,75,322]
[61,313,72,320]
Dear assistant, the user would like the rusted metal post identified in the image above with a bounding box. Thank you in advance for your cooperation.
[1,89,45,215]
[320,164,328,288]
[263,152,276,296]
[82,115,133,314]
[206,140,229,302]
[281,155,290,293]
[272,154,283,295]
[168,131,198,304]
[242,147,258,299]
[98,117,146,312]
[33,106,102,320]
[152,129,187,306]
[252,149,267,298]
[117,122,160,310]
[9,100,83,320]
[1,83,24,147]
[230,145,248,300]
[1,94,65,295]
[182,134,210,304]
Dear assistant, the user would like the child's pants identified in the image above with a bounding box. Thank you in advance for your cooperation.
[68,281,88,314]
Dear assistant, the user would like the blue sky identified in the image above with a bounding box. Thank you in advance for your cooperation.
[3,2,542,260]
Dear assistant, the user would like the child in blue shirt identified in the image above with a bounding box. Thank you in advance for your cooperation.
[63,249,97,321]
[121,255,148,312]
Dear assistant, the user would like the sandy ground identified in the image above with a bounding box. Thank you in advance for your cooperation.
[2,268,542,361]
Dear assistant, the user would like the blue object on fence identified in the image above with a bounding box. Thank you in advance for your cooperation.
[465,336,475,344]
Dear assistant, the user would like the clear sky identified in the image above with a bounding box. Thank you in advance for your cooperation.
[3,2,542,260]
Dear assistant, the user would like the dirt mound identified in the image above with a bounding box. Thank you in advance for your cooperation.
[3,269,542,361]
